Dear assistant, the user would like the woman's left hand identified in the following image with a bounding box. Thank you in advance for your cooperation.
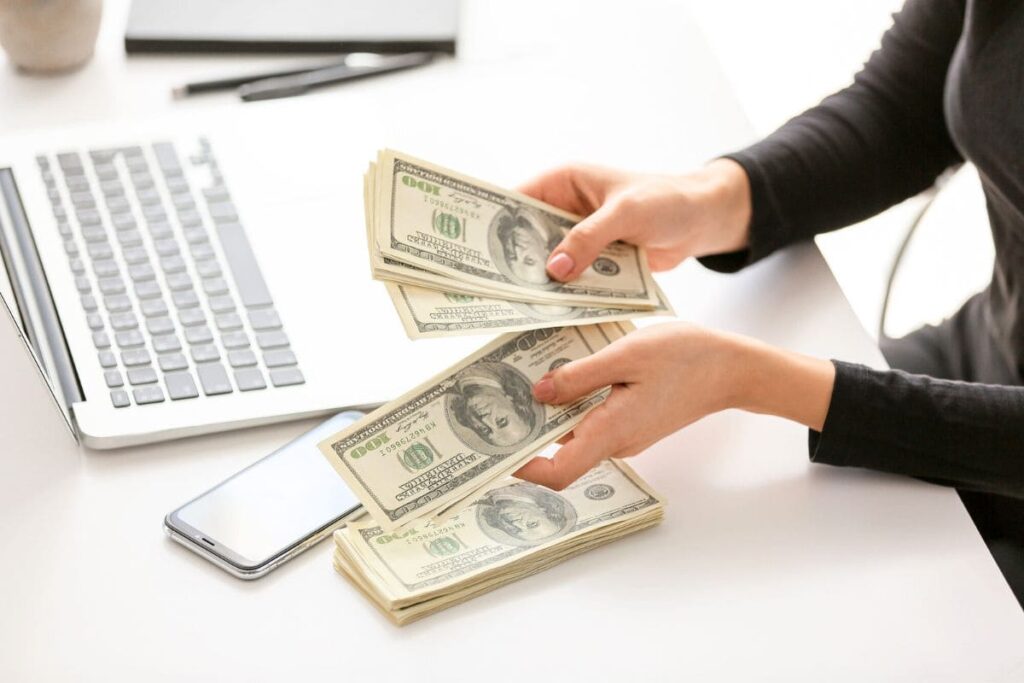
[514,322,836,490]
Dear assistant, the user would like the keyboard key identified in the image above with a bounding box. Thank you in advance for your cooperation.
[215,221,273,307]
[98,351,117,368]
[87,242,113,260]
[95,165,118,181]
[174,195,196,212]
[92,331,110,348]
[115,329,144,347]
[178,308,205,327]
[77,209,101,226]
[184,325,213,344]
[203,186,230,202]
[269,367,304,387]
[135,281,162,299]
[132,385,165,404]
[197,362,233,396]
[183,227,208,245]
[57,152,82,170]
[137,188,161,205]
[234,367,266,392]
[153,334,181,353]
[160,255,186,273]
[166,177,188,194]
[105,197,130,214]
[103,294,132,313]
[82,225,107,243]
[146,317,174,335]
[109,311,138,330]
[57,221,73,238]
[98,277,125,296]
[74,276,91,293]
[63,240,79,256]
[262,348,297,367]
[228,349,257,368]
[121,348,151,366]
[158,353,188,372]
[104,370,123,388]
[166,272,193,291]
[123,246,149,264]
[92,259,119,277]
[208,202,238,223]
[178,210,202,228]
[256,330,289,349]
[215,312,242,331]
[149,221,173,239]
[117,229,143,247]
[221,331,249,349]
[196,260,221,278]
[81,294,98,311]
[140,298,168,317]
[69,257,85,274]
[202,278,228,296]
[142,205,166,222]
[191,242,215,261]
[247,308,281,330]
[86,313,104,330]
[110,390,130,408]
[154,238,179,256]
[112,214,137,231]
[165,371,199,400]
[132,173,155,190]
[128,263,155,281]
[208,295,234,313]
[172,289,199,309]
[191,344,220,363]
[127,366,158,385]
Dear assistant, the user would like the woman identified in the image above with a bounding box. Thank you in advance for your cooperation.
[513,0,1024,606]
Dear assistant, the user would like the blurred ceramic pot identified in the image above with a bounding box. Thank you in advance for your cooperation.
[0,0,103,72]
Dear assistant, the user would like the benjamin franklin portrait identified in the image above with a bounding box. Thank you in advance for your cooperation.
[444,361,545,456]
[475,481,578,547]
[488,207,564,288]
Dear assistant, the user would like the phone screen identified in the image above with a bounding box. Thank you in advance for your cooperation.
[170,411,363,568]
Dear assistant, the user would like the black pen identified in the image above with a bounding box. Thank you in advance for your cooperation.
[171,58,350,99]
[237,52,436,102]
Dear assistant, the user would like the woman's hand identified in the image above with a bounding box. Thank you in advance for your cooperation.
[518,159,752,281]
[514,322,836,490]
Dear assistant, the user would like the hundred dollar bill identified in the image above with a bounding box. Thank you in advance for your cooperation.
[333,459,665,625]
[384,280,675,339]
[318,321,634,531]
[371,150,659,309]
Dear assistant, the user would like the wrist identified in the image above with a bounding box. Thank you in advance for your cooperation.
[722,335,836,431]
[688,158,751,256]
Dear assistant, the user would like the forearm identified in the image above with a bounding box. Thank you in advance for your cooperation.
[724,335,836,432]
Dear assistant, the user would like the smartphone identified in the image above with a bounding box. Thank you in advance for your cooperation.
[164,410,369,579]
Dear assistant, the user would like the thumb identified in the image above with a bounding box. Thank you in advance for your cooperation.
[533,344,629,405]
[546,201,630,282]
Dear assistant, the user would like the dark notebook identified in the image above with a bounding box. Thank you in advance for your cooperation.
[125,0,458,54]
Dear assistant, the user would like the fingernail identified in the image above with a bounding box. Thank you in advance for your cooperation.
[547,253,574,280]
[533,377,556,402]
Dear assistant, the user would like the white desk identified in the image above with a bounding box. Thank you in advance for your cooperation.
[1,2,1022,680]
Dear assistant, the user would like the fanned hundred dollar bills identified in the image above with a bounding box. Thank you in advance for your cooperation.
[318,321,634,531]
[365,150,674,338]
[333,459,665,625]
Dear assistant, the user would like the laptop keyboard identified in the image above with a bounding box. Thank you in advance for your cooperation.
[36,138,304,408]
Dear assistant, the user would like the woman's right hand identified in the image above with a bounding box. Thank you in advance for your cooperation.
[518,158,753,281]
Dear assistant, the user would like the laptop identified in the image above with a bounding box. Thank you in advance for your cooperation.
[0,112,477,449]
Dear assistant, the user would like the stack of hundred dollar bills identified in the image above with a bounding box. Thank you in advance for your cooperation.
[365,150,674,339]
[318,322,665,624]
[333,460,664,625]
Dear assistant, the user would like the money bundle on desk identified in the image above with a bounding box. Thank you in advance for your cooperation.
[364,150,674,338]
[333,459,664,625]
[318,320,666,623]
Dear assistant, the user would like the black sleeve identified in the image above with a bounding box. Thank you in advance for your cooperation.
[810,361,1024,499]
[701,0,966,273]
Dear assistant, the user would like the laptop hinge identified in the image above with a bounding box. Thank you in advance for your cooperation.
[0,168,82,441]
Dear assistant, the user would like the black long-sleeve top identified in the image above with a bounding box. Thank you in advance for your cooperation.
[701,0,1024,500]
